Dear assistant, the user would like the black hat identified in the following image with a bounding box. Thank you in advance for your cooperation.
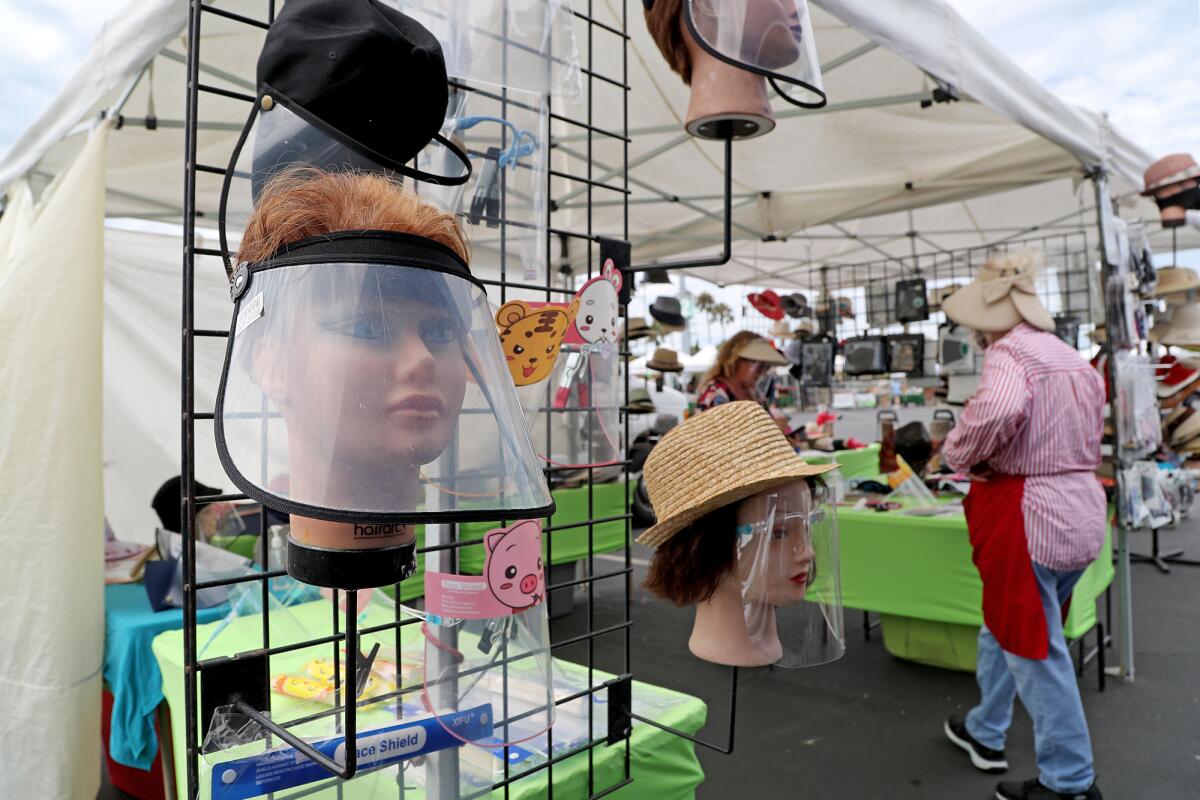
[152,476,223,534]
[780,293,809,319]
[649,296,686,329]
[894,422,932,476]
[255,0,469,185]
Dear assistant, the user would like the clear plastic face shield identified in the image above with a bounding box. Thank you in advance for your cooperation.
[418,521,554,752]
[685,0,826,108]
[734,478,845,668]
[216,254,553,524]
[415,82,550,285]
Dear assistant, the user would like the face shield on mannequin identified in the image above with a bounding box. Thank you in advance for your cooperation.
[212,0,551,590]
[714,478,844,668]
[638,402,845,669]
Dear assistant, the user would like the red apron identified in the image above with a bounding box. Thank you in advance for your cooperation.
[963,475,1070,660]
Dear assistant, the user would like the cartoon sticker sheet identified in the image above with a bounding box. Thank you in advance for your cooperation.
[424,520,545,619]
[496,300,578,386]
[564,261,622,355]
[494,259,623,387]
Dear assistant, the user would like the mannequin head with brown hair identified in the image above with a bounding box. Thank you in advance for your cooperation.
[236,167,472,548]
[643,0,774,138]
[644,477,825,666]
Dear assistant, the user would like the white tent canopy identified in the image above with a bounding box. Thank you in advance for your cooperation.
[0,0,1175,540]
[0,0,1184,285]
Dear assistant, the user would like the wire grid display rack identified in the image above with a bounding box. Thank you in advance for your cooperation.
[180,1,633,797]
[742,231,1094,408]
[807,230,1096,342]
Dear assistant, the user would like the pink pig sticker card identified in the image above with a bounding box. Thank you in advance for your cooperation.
[424,520,545,620]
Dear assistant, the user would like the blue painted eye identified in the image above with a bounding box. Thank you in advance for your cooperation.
[419,317,461,347]
[325,315,386,340]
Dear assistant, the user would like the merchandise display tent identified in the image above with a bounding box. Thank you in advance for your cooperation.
[0,0,1170,798]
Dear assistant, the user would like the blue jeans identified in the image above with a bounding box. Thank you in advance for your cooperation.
[965,562,1095,793]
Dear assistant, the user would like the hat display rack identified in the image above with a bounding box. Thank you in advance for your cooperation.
[177,2,647,797]
[1132,214,1200,575]
[796,232,1097,390]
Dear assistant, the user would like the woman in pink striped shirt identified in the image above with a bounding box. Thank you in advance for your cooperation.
[937,253,1106,800]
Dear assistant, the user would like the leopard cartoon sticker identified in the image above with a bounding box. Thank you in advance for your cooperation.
[496,299,579,386]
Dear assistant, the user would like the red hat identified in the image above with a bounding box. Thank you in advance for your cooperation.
[1158,355,1200,399]
[748,290,785,320]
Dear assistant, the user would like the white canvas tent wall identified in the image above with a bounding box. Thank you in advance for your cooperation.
[0,0,1160,688]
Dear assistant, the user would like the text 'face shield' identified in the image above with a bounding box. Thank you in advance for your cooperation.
[736,478,845,668]
[686,0,826,108]
[216,255,552,524]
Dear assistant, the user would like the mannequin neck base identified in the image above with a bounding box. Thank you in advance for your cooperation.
[689,579,782,667]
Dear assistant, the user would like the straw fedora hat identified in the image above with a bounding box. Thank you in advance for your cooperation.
[942,251,1054,333]
[624,317,652,340]
[1152,303,1200,347]
[769,319,798,339]
[795,318,817,335]
[635,401,838,548]
[1142,153,1200,195]
[628,387,656,414]
[1169,409,1200,448]
[647,347,683,372]
[1154,267,1200,303]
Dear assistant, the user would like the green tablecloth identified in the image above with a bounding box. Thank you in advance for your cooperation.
[800,444,880,480]
[837,504,1114,670]
[457,481,632,575]
[153,598,703,799]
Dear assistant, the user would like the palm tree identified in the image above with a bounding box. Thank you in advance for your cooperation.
[695,291,716,342]
[712,302,734,339]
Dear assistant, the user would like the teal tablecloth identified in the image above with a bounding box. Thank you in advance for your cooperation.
[104,584,228,769]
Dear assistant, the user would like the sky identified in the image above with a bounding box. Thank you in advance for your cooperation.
[2,0,1198,161]
[1,0,1197,344]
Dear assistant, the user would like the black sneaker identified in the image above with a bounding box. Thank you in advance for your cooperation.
[943,714,1008,773]
[996,778,1103,800]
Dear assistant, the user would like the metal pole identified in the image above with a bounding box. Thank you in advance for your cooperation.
[1091,170,1134,681]
[424,506,459,793]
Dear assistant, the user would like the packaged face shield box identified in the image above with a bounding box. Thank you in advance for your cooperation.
[799,340,835,386]
[938,325,976,376]
[886,334,926,376]
[894,278,929,323]
[843,335,887,376]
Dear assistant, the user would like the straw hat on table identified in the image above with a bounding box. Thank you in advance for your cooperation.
[1151,303,1200,348]
[942,251,1054,333]
[1153,267,1200,304]
[647,347,684,372]
[636,401,838,548]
